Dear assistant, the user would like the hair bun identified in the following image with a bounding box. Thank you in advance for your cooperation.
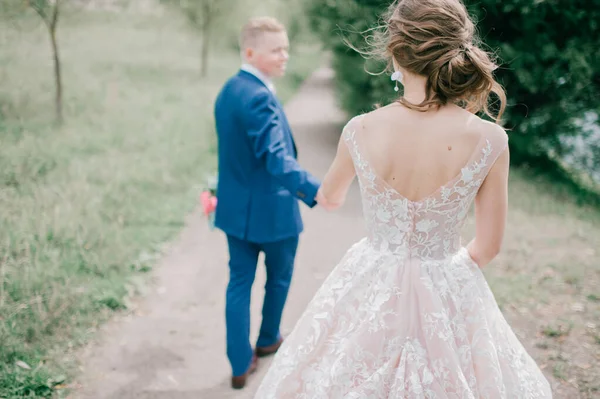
[360,0,507,123]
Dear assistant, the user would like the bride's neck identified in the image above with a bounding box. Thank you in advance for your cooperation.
[401,72,428,105]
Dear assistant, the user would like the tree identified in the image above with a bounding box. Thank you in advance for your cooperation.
[464,0,600,166]
[165,0,238,77]
[29,0,63,124]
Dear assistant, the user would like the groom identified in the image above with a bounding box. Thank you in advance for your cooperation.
[213,17,321,389]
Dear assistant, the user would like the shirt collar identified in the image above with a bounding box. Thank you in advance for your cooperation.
[241,63,276,93]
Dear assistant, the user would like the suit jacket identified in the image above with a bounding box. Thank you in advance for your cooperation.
[213,70,320,243]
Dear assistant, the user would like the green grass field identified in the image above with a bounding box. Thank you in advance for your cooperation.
[0,5,321,398]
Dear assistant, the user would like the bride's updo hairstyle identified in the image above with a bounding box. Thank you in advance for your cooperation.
[366,0,506,123]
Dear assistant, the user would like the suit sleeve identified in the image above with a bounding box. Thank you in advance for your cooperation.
[244,90,320,207]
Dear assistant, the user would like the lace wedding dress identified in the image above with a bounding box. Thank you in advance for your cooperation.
[255,116,552,398]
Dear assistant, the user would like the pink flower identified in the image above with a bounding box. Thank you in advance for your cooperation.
[200,191,217,216]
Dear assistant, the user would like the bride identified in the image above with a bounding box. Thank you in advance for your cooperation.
[255,0,552,397]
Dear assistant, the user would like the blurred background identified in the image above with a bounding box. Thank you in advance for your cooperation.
[0,0,598,398]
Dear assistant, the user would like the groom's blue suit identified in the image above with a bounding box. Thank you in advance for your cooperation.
[214,68,320,377]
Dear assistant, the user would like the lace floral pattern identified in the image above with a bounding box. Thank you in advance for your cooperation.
[255,116,552,398]
[346,120,492,262]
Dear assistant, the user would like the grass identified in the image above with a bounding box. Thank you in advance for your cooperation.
[553,362,568,381]
[0,5,321,398]
[542,321,573,339]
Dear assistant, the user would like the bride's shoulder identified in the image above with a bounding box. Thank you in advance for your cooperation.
[345,103,406,128]
[478,118,508,148]
[342,113,367,133]
[364,102,408,119]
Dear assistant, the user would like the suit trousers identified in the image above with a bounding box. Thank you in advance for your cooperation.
[225,234,299,376]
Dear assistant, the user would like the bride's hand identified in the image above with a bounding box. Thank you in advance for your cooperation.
[316,189,329,210]
[316,188,341,211]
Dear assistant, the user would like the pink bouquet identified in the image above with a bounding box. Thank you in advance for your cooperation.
[200,174,218,230]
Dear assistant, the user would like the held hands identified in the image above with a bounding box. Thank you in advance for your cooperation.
[315,188,341,212]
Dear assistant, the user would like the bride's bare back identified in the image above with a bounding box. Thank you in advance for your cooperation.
[358,103,496,202]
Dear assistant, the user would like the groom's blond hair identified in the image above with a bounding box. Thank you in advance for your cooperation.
[240,17,286,49]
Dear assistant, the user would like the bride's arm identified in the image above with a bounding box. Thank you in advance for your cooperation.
[316,135,356,211]
[466,146,510,267]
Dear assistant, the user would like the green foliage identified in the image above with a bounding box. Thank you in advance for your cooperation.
[305,0,600,171]
[306,0,395,114]
[28,0,53,21]
[465,0,600,165]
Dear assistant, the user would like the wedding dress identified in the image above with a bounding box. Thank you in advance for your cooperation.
[255,115,552,398]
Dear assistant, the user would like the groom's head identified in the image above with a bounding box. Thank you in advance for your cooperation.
[241,17,289,78]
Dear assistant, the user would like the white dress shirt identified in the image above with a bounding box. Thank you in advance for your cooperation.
[241,63,276,94]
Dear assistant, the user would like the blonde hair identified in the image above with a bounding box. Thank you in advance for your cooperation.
[240,17,286,49]
[361,0,506,123]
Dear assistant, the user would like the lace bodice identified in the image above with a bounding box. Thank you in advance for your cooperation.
[343,115,508,261]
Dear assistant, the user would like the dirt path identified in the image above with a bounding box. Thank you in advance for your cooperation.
[73,66,564,398]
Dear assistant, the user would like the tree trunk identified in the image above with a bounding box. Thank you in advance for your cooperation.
[50,0,63,124]
[201,27,210,77]
[200,3,211,77]
[49,27,63,123]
